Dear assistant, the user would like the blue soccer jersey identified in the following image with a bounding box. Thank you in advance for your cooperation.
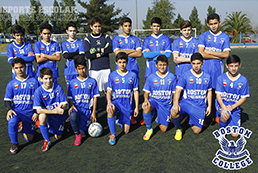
[177,69,212,107]
[113,35,142,74]
[142,34,172,77]
[7,42,36,78]
[68,77,100,110]
[173,36,199,77]
[61,39,84,75]
[4,76,38,114]
[34,40,61,78]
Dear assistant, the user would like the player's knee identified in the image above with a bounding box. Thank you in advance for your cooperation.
[220,116,228,122]
[124,129,129,134]
[39,114,47,124]
[24,133,34,141]
[159,125,167,132]
[142,106,151,113]
[192,127,201,134]
[70,112,77,122]
[231,133,239,138]
[55,135,62,140]
[170,113,180,119]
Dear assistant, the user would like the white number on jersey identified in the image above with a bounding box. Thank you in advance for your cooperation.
[122,78,125,83]
[196,78,202,84]
[230,82,233,88]
[21,82,27,89]
[81,82,86,88]
[214,37,217,42]
[49,92,55,99]
[155,40,158,46]
[160,79,165,85]
[58,125,64,131]
[199,119,204,125]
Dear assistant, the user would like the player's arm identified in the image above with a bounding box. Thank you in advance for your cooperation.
[173,52,191,64]
[5,100,17,121]
[106,89,115,115]
[91,97,98,122]
[63,51,80,59]
[40,52,61,61]
[204,49,230,59]
[198,46,221,60]
[68,98,78,115]
[171,87,182,116]
[216,93,230,119]
[7,44,15,64]
[142,91,150,111]
[229,97,247,113]
[143,49,161,59]
[36,104,65,115]
[22,43,35,62]
[114,48,137,55]
[205,89,212,116]
[133,90,139,117]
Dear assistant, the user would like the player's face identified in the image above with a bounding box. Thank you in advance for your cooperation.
[13,33,24,44]
[41,75,53,89]
[75,64,87,78]
[181,27,192,39]
[66,26,77,39]
[41,29,51,43]
[13,63,26,78]
[156,61,168,75]
[207,19,221,34]
[90,22,101,35]
[226,62,241,77]
[120,22,131,35]
[191,59,203,74]
[116,59,127,72]
[151,23,161,36]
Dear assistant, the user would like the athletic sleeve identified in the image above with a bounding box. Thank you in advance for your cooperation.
[92,79,100,97]
[61,42,68,53]
[143,51,161,59]
[194,38,199,53]
[54,42,61,54]
[207,75,212,90]
[135,37,142,50]
[133,73,139,91]
[176,74,186,90]
[28,43,34,54]
[164,36,172,52]
[172,38,179,53]
[240,78,250,98]
[33,88,43,109]
[222,34,231,52]
[79,41,85,54]
[198,33,205,48]
[7,44,14,64]
[143,76,151,93]
[112,36,120,52]
[215,75,223,94]
[34,42,41,55]
[172,74,177,93]
[4,82,13,101]
[58,85,68,105]
[107,73,113,91]
[103,35,113,54]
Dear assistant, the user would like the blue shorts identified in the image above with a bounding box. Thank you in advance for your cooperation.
[149,99,171,127]
[9,111,35,135]
[202,60,223,88]
[47,114,66,135]
[215,100,241,127]
[65,74,78,91]
[113,101,133,126]
[175,63,192,78]
[72,108,92,132]
[179,99,206,128]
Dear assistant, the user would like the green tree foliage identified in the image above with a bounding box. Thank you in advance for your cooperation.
[172,13,184,28]
[0,7,12,33]
[189,6,202,35]
[203,6,216,32]
[143,0,175,29]
[77,0,128,33]
[222,11,255,43]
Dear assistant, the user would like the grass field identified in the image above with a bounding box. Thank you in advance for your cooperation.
[0,48,257,173]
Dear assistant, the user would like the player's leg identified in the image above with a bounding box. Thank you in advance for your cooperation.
[227,110,241,138]
[156,104,171,133]
[142,101,153,140]
[21,113,35,142]
[8,114,20,154]
[123,124,130,134]
[70,110,82,146]
[187,102,206,134]
[191,125,202,134]
[170,112,182,140]
[107,103,116,145]
[39,113,51,151]
[159,124,168,132]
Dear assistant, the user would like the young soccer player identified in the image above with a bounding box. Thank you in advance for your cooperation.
[4,58,39,154]
[68,57,100,146]
[198,13,231,89]
[106,52,139,145]
[33,67,68,151]
[142,55,176,140]
[84,17,112,93]
[171,53,212,140]
[173,20,199,78]
[34,23,61,84]
[112,17,142,124]
[215,55,250,137]
[61,21,85,91]
[7,25,36,78]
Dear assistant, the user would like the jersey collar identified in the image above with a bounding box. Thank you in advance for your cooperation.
[77,76,88,82]
[226,72,241,81]
[15,75,29,82]
[180,36,193,42]
[13,42,25,49]
[41,40,51,46]
[151,33,163,39]
[190,69,203,77]
[42,83,54,92]
[67,39,78,43]
[156,71,168,78]
[209,30,222,37]
[90,33,102,38]
[116,70,128,76]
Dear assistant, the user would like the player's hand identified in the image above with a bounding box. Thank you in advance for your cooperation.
[40,53,47,58]
[221,107,230,121]
[205,106,211,116]
[32,113,39,122]
[145,48,150,52]
[91,113,97,123]
[68,105,77,115]
[134,107,139,117]
[226,105,233,112]
[160,51,165,54]
[54,105,64,115]
[204,49,212,54]
[6,109,17,121]
[142,100,150,110]
[106,103,115,115]
[171,104,180,117]
[28,52,34,56]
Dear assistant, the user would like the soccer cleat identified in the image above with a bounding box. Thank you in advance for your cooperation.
[18,122,23,133]
[65,117,70,123]
[41,140,51,152]
[74,134,82,146]
[143,128,153,141]
[131,116,137,125]
[108,134,116,145]
[140,119,146,125]
[215,116,220,125]
[10,143,19,154]
[174,129,182,141]
[35,120,40,128]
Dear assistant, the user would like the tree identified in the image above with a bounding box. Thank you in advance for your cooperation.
[0,7,12,33]
[172,13,184,28]
[203,6,216,32]
[189,6,202,35]
[77,0,128,33]
[143,0,175,29]
[51,0,63,34]
[222,11,255,43]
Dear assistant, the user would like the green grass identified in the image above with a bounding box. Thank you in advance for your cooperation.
[0,49,257,173]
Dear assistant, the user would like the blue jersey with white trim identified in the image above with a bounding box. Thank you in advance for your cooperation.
[68,77,100,110]
[177,69,212,107]
[33,83,67,110]
[107,70,138,107]
[7,42,35,78]
[113,35,141,73]
[143,71,176,105]
[61,39,84,75]
[4,76,38,114]
[215,72,250,108]
[34,40,61,78]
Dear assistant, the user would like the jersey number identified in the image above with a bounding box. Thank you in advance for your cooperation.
[230,82,233,88]
[199,119,204,125]
[122,78,125,83]
[160,79,165,85]
[21,83,27,89]
[196,78,202,84]
[214,37,217,42]
[81,83,86,88]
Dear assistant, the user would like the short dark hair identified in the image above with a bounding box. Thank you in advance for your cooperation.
[156,55,168,65]
[120,17,132,26]
[116,52,128,62]
[151,17,162,25]
[74,57,87,68]
[12,25,25,35]
[66,21,77,30]
[40,23,52,33]
[180,20,192,30]
[227,55,241,65]
[11,57,26,67]
[207,13,220,23]
[90,17,102,26]
[191,53,203,62]
[40,67,53,78]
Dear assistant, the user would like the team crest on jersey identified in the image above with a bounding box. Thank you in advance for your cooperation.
[87,82,93,89]
[51,46,55,51]
[96,40,101,45]
[149,41,153,46]
[220,38,225,44]
[168,79,173,85]
[179,42,183,47]
[208,36,211,41]
[14,50,17,53]
[212,126,253,170]
[119,40,122,44]
[153,79,158,84]
[223,80,227,86]
[128,78,133,84]
[203,78,209,84]
[131,39,135,44]
[43,95,47,99]
[192,43,196,48]
[66,44,69,48]
[237,83,243,90]
[74,84,78,89]
[14,83,19,89]
[115,79,119,83]
[41,46,44,50]
[189,77,194,83]
[29,82,35,89]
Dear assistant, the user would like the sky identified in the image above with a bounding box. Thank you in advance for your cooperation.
[1,0,258,30]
